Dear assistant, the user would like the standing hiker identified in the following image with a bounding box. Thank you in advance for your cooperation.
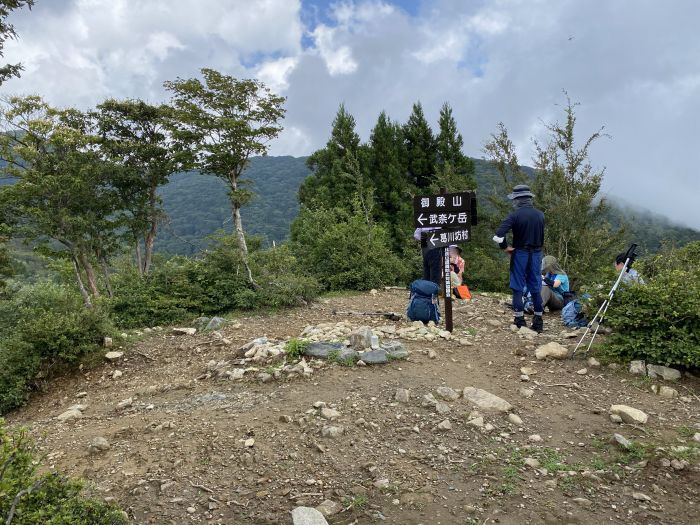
[414,227,441,285]
[492,185,546,332]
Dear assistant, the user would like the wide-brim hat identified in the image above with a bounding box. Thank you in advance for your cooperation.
[507,184,534,200]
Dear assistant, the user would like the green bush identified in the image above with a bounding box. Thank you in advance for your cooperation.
[0,283,114,414]
[290,205,409,291]
[600,241,700,368]
[0,421,127,524]
[109,238,320,328]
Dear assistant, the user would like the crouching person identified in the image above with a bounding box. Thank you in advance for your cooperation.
[493,185,546,333]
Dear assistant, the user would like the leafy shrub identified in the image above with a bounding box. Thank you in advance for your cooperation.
[0,421,127,524]
[600,241,700,368]
[290,205,409,291]
[109,238,320,328]
[0,283,113,414]
[285,338,308,360]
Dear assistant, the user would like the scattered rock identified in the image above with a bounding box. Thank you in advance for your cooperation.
[291,506,329,525]
[609,414,623,424]
[56,409,83,422]
[434,402,451,415]
[573,497,593,507]
[693,433,700,443]
[528,434,542,443]
[612,433,631,449]
[116,398,133,410]
[315,500,341,517]
[394,388,410,403]
[610,404,648,424]
[88,436,110,454]
[466,417,484,428]
[205,316,226,331]
[520,367,537,376]
[646,364,681,381]
[658,386,678,399]
[486,319,501,327]
[349,326,373,350]
[427,349,437,359]
[112,370,123,379]
[463,387,512,412]
[105,351,123,361]
[632,492,651,502]
[172,327,196,336]
[576,368,588,375]
[103,336,113,348]
[244,438,255,448]
[587,357,601,367]
[524,457,540,468]
[436,419,452,431]
[535,342,568,360]
[508,413,523,426]
[436,386,460,401]
[519,388,534,399]
[629,360,646,375]
[321,426,344,439]
[518,326,538,337]
[320,407,341,420]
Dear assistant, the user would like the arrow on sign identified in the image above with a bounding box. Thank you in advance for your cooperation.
[429,233,438,247]
[417,213,426,226]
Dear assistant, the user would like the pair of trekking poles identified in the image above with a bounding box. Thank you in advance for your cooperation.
[570,243,638,358]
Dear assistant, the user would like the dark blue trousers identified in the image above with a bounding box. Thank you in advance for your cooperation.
[510,249,543,315]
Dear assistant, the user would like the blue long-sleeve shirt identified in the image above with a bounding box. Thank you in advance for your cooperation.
[493,205,545,250]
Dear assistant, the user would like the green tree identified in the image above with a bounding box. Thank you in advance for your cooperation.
[96,99,181,274]
[366,111,414,251]
[164,68,286,284]
[298,104,366,211]
[403,102,436,189]
[432,102,476,192]
[0,0,34,86]
[0,96,124,306]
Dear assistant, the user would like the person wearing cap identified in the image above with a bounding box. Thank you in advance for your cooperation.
[492,185,546,332]
[449,245,465,286]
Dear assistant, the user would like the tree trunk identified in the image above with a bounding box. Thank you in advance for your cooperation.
[80,253,100,298]
[143,187,158,275]
[135,239,143,276]
[230,175,256,286]
[71,255,92,308]
[100,256,113,298]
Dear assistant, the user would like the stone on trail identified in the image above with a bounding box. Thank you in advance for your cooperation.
[518,326,538,337]
[632,492,651,502]
[573,497,593,507]
[520,367,537,376]
[466,417,484,428]
[434,402,451,415]
[646,364,681,381]
[315,500,342,517]
[172,327,196,336]
[320,407,341,420]
[693,433,700,443]
[105,351,123,361]
[394,388,410,403]
[612,433,632,450]
[356,349,387,364]
[205,316,226,331]
[436,419,452,431]
[291,506,329,525]
[463,387,512,413]
[436,386,460,401]
[519,388,534,399]
[88,436,110,454]
[576,368,588,375]
[56,409,83,422]
[529,434,543,443]
[103,336,113,348]
[588,357,601,367]
[304,342,356,361]
[610,404,648,424]
[658,386,678,399]
[321,426,344,439]
[508,413,523,426]
[535,342,568,360]
[524,457,540,468]
[629,360,646,375]
[349,326,373,350]
[116,397,133,410]
[609,414,623,424]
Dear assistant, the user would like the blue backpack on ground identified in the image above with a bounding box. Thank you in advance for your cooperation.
[407,279,440,323]
[561,295,589,328]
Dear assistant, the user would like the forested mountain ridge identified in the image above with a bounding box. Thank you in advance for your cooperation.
[156,155,698,255]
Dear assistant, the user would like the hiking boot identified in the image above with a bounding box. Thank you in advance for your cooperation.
[513,316,527,329]
[531,315,544,333]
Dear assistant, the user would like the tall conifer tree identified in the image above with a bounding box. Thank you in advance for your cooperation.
[403,102,436,189]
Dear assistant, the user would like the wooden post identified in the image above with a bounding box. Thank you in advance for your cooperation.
[440,187,453,332]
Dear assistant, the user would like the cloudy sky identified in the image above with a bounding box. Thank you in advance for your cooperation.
[3,0,699,227]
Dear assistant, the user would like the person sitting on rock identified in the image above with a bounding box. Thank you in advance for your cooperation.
[540,255,570,312]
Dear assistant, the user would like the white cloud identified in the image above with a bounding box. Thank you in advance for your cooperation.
[1,0,699,227]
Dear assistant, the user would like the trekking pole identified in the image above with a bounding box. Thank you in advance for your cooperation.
[571,244,638,358]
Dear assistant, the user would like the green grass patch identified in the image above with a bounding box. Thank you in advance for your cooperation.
[285,338,308,360]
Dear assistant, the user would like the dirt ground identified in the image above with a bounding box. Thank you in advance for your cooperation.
[8,289,700,525]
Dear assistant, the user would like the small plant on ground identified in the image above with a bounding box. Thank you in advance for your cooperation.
[617,441,652,465]
[285,338,308,360]
[342,494,368,510]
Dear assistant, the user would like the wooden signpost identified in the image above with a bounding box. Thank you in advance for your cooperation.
[413,189,477,332]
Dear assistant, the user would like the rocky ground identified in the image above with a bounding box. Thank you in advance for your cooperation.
[8,289,700,525]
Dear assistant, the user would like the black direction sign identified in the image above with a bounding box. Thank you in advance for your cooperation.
[413,191,473,228]
[421,227,471,250]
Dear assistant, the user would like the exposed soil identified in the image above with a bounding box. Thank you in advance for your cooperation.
[8,289,700,525]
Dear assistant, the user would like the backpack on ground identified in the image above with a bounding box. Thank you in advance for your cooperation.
[561,297,588,328]
[407,279,440,323]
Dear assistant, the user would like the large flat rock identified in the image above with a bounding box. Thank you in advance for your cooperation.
[463,387,512,412]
